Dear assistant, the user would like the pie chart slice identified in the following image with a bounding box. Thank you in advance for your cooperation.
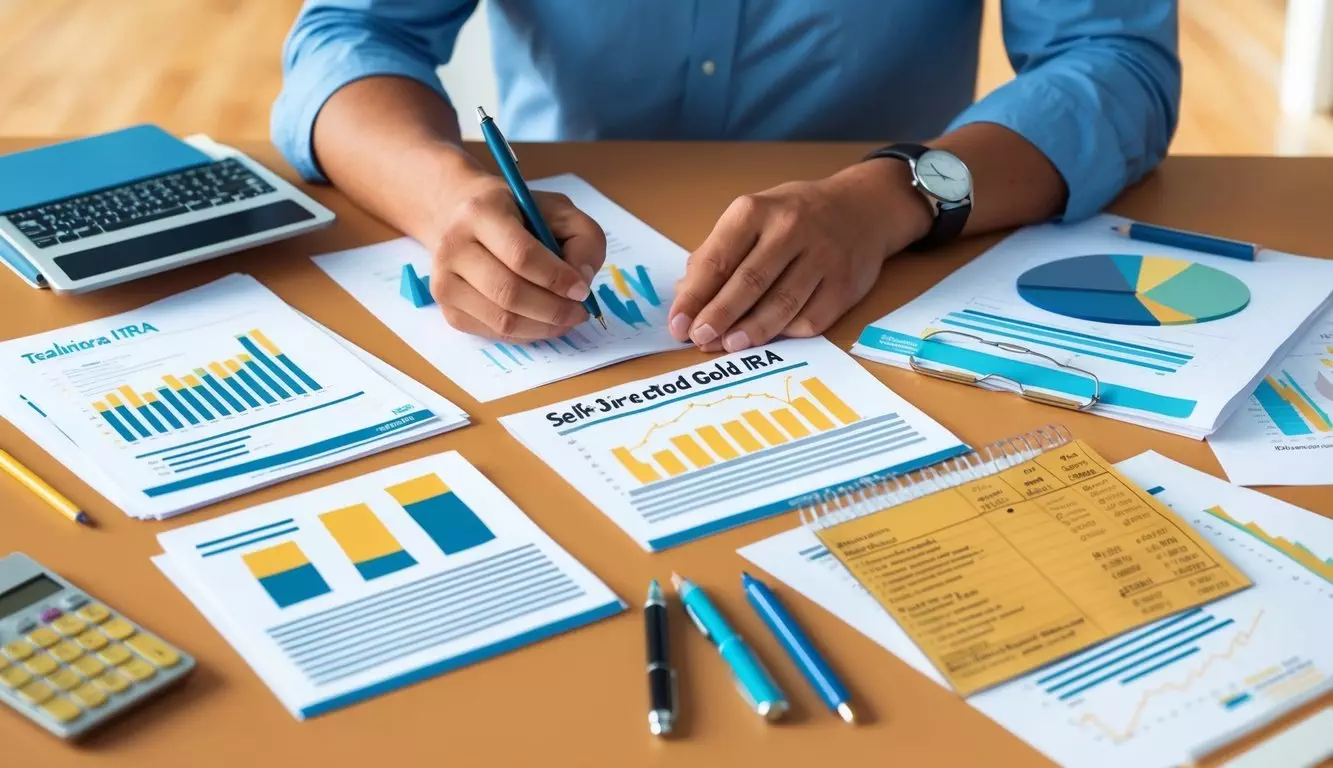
[1016,254,1250,326]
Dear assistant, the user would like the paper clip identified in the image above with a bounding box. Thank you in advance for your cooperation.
[907,329,1101,411]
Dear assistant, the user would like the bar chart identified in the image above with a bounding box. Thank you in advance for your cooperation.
[319,504,418,581]
[1202,506,1332,584]
[90,328,323,443]
[596,263,661,328]
[385,473,495,555]
[243,540,333,609]
[1253,371,1332,436]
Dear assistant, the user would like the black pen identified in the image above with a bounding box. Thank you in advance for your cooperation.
[645,579,676,736]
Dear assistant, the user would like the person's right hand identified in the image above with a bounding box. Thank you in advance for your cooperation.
[429,171,607,340]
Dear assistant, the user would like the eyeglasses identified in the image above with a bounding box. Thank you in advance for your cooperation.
[907,329,1101,411]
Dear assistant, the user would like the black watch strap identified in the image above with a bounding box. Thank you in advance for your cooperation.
[864,144,971,250]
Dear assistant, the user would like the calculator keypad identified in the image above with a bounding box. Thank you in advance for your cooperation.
[2,603,188,729]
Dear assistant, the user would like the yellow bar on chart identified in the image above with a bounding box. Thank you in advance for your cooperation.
[769,408,810,439]
[696,426,738,460]
[93,401,109,413]
[237,353,254,364]
[610,265,632,298]
[143,391,160,403]
[743,410,787,446]
[1323,359,1333,368]
[319,504,406,565]
[670,435,715,469]
[1276,380,1332,431]
[163,375,188,391]
[208,362,232,379]
[612,447,661,484]
[385,473,451,506]
[791,397,835,431]
[801,378,859,425]
[242,541,310,579]
[653,450,689,477]
[723,420,763,453]
[182,374,203,388]
[249,328,282,356]
[105,392,125,408]
[116,386,145,408]
[224,360,243,375]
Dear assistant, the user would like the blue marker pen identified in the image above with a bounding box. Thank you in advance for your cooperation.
[743,572,855,723]
[477,106,606,328]
[671,572,788,721]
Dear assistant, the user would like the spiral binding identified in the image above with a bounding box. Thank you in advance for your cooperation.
[799,424,1073,532]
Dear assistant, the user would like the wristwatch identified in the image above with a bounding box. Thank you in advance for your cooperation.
[864,143,972,249]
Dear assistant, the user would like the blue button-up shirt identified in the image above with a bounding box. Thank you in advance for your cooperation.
[273,0,1179,220]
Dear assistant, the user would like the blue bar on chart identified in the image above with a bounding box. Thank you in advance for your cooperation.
[183,373,230,416]
[385,473,495,555]
[103,393,151,439]
[239,353,290,399]
[93,401,138,442]
[195,369,243,413]
[242,540,332,609]
[144,391,185,429]
[237,332,308,395]
[1254,376,1316,436]
[117,386,168,434]
[247,328,321,392]
[227,359,277,405]
[164,375,215,421]
[596,264,661,328]
[156,386,200,425]
[210,362,261,408]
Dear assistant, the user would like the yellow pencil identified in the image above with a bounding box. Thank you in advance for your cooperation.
[0,449,91,526]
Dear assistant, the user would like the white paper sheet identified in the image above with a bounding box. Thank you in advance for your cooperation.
[1208,303,1333,485]
[852,214,1333,438]
[313,174,689,402]
[502,337,968,550]
[154,451,623,718]
[740,452,1333,767]
[0,275,467,519]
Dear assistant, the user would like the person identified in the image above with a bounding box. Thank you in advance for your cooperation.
[273,1,1179,353]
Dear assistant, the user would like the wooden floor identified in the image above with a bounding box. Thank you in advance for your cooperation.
[1,0,1330,155]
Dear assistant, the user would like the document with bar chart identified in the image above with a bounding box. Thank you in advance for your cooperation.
[501,337,968,551]
[0,274,457,518]
[313,174,688,402]
[853,213,1333,438]
[1209,305,1333,485]
[152,451,623,718]
[740,452,1333,768]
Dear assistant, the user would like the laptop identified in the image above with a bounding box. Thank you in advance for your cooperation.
[0,125,334,293]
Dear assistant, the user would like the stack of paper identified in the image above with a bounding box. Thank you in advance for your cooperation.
[1208,302,1333,485]
[153,451,624,719]
[740,452,1333,768]
[0,274,468,519]
[313,174,689,402]
[501,337,969,551]
[854,214,1333,438]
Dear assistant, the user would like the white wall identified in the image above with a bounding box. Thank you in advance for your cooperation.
[436,0,498,141]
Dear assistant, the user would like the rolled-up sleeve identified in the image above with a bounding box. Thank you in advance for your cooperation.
[948,0,1181,220]
[271,0,478,181]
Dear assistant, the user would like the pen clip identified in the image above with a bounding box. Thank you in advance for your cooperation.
[503,134,519,166]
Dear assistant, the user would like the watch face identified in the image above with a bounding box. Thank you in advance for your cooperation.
[915,150,971,202]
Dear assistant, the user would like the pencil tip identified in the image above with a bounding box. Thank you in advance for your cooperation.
[75,512,93,526]
[838,703,856,724]
[669,572,683,591]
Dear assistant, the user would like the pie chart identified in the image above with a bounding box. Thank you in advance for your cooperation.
[1016,254,1250,326]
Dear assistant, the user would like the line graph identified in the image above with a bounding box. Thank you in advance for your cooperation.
[1203,506,1333,584]
[1075,610,1265,743]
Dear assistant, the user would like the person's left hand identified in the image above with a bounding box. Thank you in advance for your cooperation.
[668,159,934,352]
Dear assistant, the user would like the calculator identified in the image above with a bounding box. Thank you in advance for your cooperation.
[0,553,195,739]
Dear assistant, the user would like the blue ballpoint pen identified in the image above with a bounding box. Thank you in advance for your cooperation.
[671,572,788,721]
[476,106,607,328]
[742,572,855,724]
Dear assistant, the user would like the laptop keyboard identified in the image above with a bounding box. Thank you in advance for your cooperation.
[4,158,276,249]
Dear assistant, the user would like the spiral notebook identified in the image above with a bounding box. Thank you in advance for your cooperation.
[798,425,1251,695]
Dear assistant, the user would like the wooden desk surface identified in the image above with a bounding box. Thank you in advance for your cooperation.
[4,139,1331,766]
